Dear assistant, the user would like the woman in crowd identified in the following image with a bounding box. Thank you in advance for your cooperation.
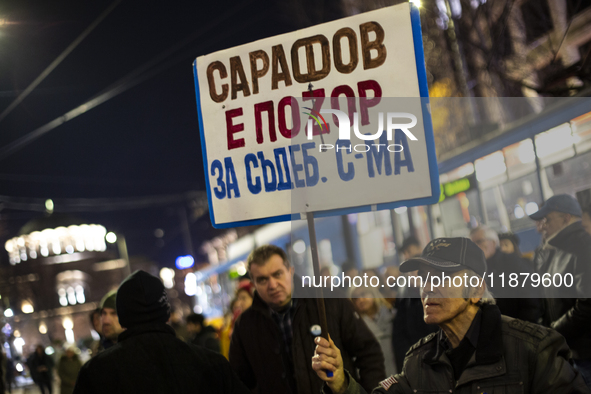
[58,346,82,394]
[350,286,397,376]
[220,281,254,358]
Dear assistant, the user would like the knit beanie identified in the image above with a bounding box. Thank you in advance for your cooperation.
[100,290,117,312]
[116,270,171,329]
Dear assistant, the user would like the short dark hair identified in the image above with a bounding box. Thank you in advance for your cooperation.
[89,308,100,324]
[247,245,290,273]
[186,313,205,326]
[400,236,421,254]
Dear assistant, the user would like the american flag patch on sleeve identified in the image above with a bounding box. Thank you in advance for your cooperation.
[379,375,398,390]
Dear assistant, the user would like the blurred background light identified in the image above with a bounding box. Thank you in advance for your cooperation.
[5,224,107,264]
[175,255,194,270]
[394,206,408,214]
[45,199,54,213]
[160,268,175,289]
[475,151,506,182]
[525,202,539,216]
[293,240,306,254]
[184,273,197,296]
[105,232,117,243]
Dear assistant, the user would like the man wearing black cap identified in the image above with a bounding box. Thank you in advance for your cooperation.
[529,194,591,387]
[312,237,589,394]
[73,270,249,394]
[392,236,437,371]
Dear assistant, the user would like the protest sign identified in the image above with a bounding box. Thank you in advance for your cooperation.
[194,3,438,228]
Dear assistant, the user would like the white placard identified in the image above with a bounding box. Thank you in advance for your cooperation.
[194,3,439,227]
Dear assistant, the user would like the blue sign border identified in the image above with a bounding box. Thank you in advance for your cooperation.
[193,4,440,229]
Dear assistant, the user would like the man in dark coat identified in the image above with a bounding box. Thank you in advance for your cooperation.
[230,245,385,394]
[530,194,591,388]
[470,225,543,323]
[27,345,54,394]
[73,270,249,394]
[312,237,590,394]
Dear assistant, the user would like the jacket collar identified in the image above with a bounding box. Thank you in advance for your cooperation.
[548,221,584,249]
[424,304,503,366]
[118,322,176,342]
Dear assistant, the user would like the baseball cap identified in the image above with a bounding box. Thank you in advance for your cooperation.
[529,194,582,220]
[399,237,487,277]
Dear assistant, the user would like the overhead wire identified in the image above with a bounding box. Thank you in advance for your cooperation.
[0,172,194,187]
[0,191,207,213]
[0,0,124,124]
[0,0,260,161]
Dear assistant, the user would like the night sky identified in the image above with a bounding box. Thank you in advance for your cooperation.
[0,0,345,266]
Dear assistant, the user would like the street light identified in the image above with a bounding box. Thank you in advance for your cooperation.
[105,232,117,243]
[105,231,131,276]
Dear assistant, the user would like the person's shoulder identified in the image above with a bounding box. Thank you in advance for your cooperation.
[501,316,552,343]
[571,226,591,251]
[554,222,591,252]
[187,343,229,365]
[233,305,266,333]
[406,331,438,356]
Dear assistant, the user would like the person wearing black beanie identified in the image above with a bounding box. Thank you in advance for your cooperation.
[73,270,249,394]
[116,270,171,329]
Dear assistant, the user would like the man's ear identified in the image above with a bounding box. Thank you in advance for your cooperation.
[469,282,486,305]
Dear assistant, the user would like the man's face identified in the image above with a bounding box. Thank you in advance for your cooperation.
[352,290,374,315]
[418,264,471,326]
[499,239,515,254]
[186,322,200,335]
[470,229,496,260]
[101,307,123,340]
[250,254,293,311]
[582,212,591,236]
[542,211,570,239]
[402,244,422,260]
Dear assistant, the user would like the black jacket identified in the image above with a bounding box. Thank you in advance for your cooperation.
[533,221,591,359]
[27,352,54,384]
[230,291,385,394]
[73,323,249,394]
[330,305,590,394]
[486,249,544,323]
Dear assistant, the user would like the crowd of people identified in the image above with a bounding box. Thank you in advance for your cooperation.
[3,193,591,393]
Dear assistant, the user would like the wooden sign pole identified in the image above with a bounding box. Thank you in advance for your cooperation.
[306,211,333,377]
